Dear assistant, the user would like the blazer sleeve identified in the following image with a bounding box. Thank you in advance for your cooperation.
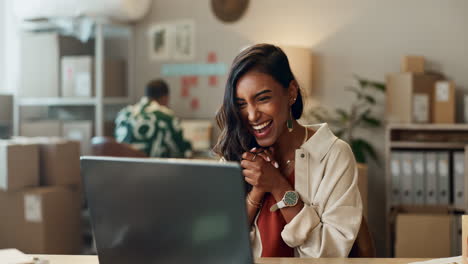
[281,140,363,257]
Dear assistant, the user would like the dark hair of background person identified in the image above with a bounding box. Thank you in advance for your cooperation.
[145,79,169,100]
[213,43,304,162]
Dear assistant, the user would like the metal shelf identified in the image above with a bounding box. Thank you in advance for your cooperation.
[388,123,468,131]
[13,21,135,137]
[390,141,468,149]
[18,97,131,106]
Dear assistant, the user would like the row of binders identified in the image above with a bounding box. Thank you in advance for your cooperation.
[390,150,465,208]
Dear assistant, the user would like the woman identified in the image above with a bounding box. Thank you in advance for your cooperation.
[214,44,362,258]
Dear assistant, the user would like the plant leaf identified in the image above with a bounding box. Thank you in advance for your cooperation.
[350,140,366,163]
[354,138,378,163]
[369,81,386,92]
[345,86,363,99]
[336,108,349,121]
[362,115,381,127]
[364,95,376,105]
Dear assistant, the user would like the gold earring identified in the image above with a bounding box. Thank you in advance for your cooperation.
[287,107,293,132]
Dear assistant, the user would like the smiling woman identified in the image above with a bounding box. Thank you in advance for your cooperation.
[213,44,363,258]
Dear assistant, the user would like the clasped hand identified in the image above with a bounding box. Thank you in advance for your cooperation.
[241,147,284,193]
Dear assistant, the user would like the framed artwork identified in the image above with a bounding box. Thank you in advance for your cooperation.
[148,20,196,61]
[173,20,195,61]
[148,23,171,61]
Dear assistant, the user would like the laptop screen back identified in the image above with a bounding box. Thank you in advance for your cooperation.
[81,157,253,264]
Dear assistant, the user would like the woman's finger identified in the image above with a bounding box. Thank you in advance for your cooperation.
[241,159,258,170]
[244,176,256,186]
[242,169,257,179]
[257,152,271,162]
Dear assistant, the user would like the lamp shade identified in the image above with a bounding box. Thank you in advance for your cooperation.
[280,46,314,99]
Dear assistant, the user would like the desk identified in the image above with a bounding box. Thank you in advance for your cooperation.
[33,255,429,264]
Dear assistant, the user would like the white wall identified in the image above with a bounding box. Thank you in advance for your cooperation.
[133,0,468,256]
[0,0,5,92]
[2,0,21,94]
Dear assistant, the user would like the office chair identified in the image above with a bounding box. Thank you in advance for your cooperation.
[349,216,376,257]
[91,136,147,158]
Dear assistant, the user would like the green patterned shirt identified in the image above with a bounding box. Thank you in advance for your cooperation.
[115,97,192,158]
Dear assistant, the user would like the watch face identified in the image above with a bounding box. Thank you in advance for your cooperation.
[284,191,298,206]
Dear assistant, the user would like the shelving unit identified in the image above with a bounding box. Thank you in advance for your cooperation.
[13,20,135,137]
[385,123,468,256]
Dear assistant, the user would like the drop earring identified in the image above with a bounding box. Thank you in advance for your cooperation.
[287,107,293,132]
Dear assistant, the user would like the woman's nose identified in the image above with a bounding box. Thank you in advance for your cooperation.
[247,105,260,122]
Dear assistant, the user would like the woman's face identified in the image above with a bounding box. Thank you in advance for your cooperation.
[235,71,295,147]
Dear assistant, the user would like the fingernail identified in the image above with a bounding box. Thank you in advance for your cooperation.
[267,156,271,162]
[250,147,257,152]
[274,162,279,168]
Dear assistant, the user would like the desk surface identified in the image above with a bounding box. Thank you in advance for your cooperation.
[34,255,429,264]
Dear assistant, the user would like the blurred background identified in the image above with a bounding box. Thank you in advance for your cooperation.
[1,0,468,258]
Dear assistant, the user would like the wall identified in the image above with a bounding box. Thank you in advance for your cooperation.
[2,0,21,94]
[136,0,468,256]
[0,0,5,92]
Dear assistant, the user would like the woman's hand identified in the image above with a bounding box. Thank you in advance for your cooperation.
[241,148,285,193]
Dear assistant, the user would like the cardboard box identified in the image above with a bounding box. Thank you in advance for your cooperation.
[62,121,93,155]
[0,141,39,191]
[395,213,452,258]
[104,59,127,97]
[61,56,127,98]
[463,215,468,264]
[357,163,368,220]
[0,186,82,254]
[386,73,443,123]
[433,81,456,124]
[0,94,13,121]
[61,56,94,97]
[402,56,425,73]
[37,138,81,186]
[19,32,93,98]
[20,121,62,137]
[180,120,213,151]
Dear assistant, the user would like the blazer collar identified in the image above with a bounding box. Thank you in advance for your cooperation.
[301,123,338,162]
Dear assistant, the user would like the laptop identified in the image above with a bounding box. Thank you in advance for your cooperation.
[81,156,253,264]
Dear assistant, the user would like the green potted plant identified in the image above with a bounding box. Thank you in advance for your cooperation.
[306,75,386,164]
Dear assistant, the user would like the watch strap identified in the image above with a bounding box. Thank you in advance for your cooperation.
[270,200,286,212]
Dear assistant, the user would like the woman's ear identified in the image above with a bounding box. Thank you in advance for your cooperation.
[288,80,299,106]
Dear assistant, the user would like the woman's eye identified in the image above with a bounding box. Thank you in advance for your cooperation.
[258,96,271,102]
[237,102,247,109]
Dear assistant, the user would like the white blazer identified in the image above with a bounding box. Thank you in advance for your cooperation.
[250,123,363,257]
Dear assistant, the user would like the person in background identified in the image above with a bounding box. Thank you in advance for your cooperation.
[214,44,362,258]
[115,79,192,158]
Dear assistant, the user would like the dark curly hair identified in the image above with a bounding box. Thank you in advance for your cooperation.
[213,43,304,162]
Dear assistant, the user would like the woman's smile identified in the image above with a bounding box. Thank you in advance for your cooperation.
[251,120,274,139]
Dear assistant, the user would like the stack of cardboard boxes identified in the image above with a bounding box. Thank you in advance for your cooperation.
[386,56,456,124]
[0,137,82,254]
[388,56,461,257]
[21,120,93,155]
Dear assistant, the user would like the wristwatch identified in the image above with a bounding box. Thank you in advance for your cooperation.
[270,190,299,212]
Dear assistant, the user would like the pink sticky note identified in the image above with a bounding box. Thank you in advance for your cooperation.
[190,76,198,86]
[181,86,190,97]
[207,52,217,63]
[191,98,200,110]
[209,76,218,87]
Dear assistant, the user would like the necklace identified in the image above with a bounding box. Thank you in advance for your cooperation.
[285,126,308,167]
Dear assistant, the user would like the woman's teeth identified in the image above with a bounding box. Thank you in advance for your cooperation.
[252,120,272,131]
